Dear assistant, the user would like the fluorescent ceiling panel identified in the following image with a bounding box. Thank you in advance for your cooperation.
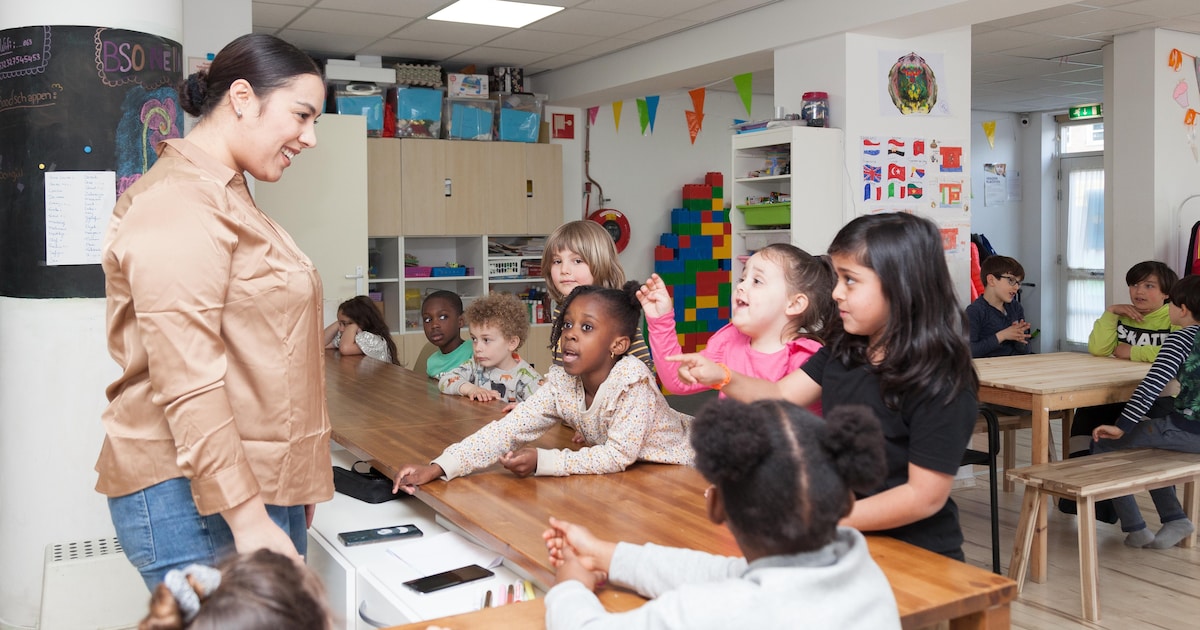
[429,0,564,29]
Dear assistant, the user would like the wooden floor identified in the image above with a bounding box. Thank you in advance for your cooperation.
[955,422,1199,629]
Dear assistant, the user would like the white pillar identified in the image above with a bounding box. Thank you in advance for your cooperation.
[0,3,202,628]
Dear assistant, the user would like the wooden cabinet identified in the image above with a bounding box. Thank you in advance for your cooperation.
[367,139,563,237]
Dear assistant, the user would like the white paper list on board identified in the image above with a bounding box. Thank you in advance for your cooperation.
[44,171,116,266]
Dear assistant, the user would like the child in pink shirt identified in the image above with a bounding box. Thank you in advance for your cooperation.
[638,244,836,411]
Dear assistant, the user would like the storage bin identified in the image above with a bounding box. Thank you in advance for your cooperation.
[395,87,443,138]
[444,98,495,141]
[742,231,792,251]
[431,266,468,277]
[405,266,432,278]
[736,203,791,227]
[494,93,543,143]
[335,91,384,137]
[489,259,522,278]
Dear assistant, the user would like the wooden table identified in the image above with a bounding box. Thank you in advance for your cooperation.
[974,352,1149,584]
[325,351,1015,629]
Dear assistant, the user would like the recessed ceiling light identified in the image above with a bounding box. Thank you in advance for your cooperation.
[428,0,564,29]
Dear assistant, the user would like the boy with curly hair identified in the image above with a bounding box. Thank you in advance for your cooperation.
[439,292,545,403]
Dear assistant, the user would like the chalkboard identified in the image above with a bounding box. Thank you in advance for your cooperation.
[0,26,183,298]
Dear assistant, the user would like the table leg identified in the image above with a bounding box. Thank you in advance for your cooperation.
[1078,498,1101,622]
[1008,484,1042,592]
[1029,401,1051,583]
[1183,480,1199,549]
[1059,408,1074,461]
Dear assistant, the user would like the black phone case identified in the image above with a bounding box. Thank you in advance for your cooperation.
[337,524,423,546]
[403,564,494,594]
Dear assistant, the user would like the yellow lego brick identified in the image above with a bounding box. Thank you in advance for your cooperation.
[678,333,687,347]
[685,308,696,321]
[697,295,719,309]
[711,198,722,211]
[715,245,733,259]
[701,222,722,236]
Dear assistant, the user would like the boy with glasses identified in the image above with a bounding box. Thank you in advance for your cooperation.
[967,255,1033,358]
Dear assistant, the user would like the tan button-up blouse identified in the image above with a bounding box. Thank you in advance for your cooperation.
[96,138,333,515]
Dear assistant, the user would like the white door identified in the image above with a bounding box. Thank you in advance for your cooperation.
[257,114,369,325]
[1058,154,1105,352]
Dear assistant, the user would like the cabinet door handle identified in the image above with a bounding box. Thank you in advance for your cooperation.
[526,179,533,198]
[344,265,364,295]
[444,177,452,197]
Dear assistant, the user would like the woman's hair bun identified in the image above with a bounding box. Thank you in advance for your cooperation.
[179,71,209,117]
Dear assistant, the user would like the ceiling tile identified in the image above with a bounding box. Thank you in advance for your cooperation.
[357,38,471,60]
[253,3,306,29]
[1013,9,1158,38]
[313,0,449,17]
[576,0,714,19]
[390,19,512,45]
[527,53,591,72]
[446,46,554,67]
[1006,37,1109,61]
[977,4,1093,31]
[677,0,777,23]
[529,8,656,37]
[487,29,602,53]
[616,17,700,41]
[253,0,318,7]
[1115,0,1200,20]
[289,8,413,37]
[565,37,639,57]
[973,29,1062,54]
[275,28,380,55]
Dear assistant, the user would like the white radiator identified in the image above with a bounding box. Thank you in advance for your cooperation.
[39,537,148,630]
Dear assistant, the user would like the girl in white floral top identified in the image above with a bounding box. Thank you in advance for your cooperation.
[393,282,694,492]
[323,295,399,365]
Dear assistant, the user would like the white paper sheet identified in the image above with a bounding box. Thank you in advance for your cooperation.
[387,531,503,576]
[44,171,115,266]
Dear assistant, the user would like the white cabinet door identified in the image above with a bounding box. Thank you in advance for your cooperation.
[258,114,369,324]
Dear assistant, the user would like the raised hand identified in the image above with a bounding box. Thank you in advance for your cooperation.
[636,274,674,319]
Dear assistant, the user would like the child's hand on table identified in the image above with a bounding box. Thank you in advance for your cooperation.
[391,463,444,495]
[542,517,615,586]
[462,383,502,402]
[499,448,537,477]
[1092,424,1125,441]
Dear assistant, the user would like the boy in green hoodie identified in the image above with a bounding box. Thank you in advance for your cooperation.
[1061,261,1180,519]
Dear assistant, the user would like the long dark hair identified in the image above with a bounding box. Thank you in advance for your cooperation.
[339,295,399,365]
[179,34,321,118]
[692,400,885,554]
[827,213,977,408]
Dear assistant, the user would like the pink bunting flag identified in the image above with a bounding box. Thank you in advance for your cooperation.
[588,106,599,126]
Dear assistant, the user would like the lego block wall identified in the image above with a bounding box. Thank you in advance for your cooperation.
[654,172,733,354]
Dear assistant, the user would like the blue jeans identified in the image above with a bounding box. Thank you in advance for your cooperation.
[108,477,307,590]
[1091,415,1200,532]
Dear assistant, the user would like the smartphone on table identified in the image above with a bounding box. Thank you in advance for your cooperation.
[337,524,423,547]
[403,564,494,594]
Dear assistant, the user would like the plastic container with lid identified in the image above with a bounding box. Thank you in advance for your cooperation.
[800,91,829,128]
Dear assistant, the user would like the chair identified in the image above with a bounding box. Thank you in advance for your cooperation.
[962,406,1001,574]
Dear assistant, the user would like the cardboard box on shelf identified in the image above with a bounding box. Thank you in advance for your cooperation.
[447,73,488,99]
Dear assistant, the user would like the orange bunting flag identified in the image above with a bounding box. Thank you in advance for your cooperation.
[686,110,705,144]
[612,101,623,132]
[689,87,706,115]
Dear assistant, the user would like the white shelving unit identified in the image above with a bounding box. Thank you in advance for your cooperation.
[730,126,846,281]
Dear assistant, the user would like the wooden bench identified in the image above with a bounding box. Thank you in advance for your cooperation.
[974,410,1062,493]
[1006,448,1200,621]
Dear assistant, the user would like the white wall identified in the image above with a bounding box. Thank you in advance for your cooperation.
[543,105,585,224]
[1109,28,1200,299]
[0,1,249,627]
[584,90,775,283]
[968,112,1022,254]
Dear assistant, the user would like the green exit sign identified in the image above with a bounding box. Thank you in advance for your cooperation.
[1069,104,1103,120]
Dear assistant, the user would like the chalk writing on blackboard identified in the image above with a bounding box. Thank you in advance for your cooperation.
[94,28,181,89]
[44,171,116,266]
[0,26,51,79]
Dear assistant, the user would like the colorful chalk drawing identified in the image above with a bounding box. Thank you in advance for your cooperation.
[115,85,181,196]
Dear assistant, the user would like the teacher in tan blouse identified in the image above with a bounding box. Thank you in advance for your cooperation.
[97,33,332,590]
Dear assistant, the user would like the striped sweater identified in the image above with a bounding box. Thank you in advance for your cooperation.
[1116,324,1200,432]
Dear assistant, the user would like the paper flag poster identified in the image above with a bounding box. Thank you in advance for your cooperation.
[636,98,649,135]
[588,106,599,126]
[686,111,704,144]
[646,95,660,133]
[733,73,753,117]
[982,120,996,149]
[612,101,623,132]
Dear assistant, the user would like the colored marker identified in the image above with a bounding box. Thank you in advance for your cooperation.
[506,583,515,604]
[523,579,536,601]
[482,589,492,609]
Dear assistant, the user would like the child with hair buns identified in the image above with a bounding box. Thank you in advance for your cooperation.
[541,400,900,630]
[139,548,332,630]
[392,282,692,492]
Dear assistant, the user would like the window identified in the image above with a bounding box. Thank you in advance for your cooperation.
[1060,122,1104,154]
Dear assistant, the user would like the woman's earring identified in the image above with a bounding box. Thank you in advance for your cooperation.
[235,108,243,119]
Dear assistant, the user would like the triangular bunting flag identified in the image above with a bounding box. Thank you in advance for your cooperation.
[733,73,753,117]
[588,106,599,126]
[612,101,623,133]
[636,98,649,135]
[686,110,704,144]
[982,120,996,149]
[646,95,660,133]
[689,87,706,114]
